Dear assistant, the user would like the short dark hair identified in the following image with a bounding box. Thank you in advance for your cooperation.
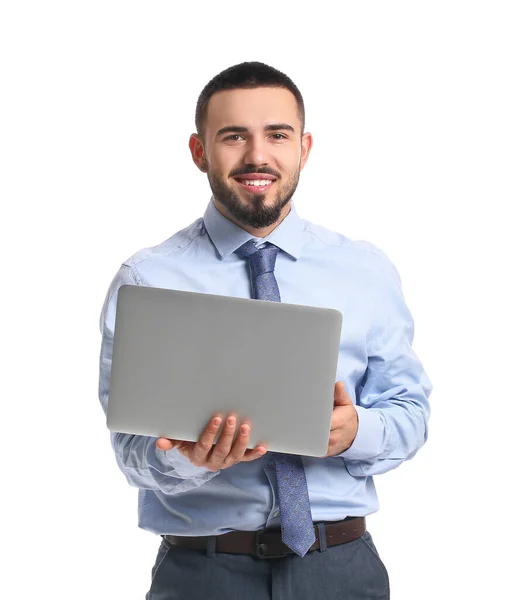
[195,61,305,140]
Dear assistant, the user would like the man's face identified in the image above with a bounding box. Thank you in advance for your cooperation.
[190,87,313,231]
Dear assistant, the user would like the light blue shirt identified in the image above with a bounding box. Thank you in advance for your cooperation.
[98,198,432,536]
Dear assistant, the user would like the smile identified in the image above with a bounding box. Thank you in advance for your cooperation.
[234,177,276,193]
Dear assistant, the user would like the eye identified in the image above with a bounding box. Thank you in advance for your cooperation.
[224,134,244,142]
[270,133,287,140]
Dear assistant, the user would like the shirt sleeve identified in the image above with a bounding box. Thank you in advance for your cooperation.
[98,264,220,494]
[340,253,432,476]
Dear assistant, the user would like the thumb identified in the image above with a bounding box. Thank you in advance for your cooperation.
[334,381,353,406]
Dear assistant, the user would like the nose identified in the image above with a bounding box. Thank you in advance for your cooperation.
[243,137,269,166]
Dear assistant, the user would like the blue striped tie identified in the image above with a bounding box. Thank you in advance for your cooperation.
[236,239,316,557]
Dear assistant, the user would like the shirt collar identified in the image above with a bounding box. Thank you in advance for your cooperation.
[203,196,304,261]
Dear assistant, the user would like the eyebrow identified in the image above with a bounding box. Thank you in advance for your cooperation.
[215,123,295,137]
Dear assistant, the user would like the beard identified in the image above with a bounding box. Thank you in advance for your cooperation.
[206,168,300,229]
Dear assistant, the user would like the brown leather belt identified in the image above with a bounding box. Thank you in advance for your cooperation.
[164,517,366,559]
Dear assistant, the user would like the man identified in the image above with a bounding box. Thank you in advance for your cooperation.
[99,61,432,600]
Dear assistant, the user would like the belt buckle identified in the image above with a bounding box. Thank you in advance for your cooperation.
[255,529,292,560]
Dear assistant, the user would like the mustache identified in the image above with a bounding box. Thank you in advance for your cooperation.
[230,168,280,179]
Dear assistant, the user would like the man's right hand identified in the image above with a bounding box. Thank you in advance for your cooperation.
[155,414,267,471]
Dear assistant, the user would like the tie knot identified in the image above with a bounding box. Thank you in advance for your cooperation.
[236,241,280,277]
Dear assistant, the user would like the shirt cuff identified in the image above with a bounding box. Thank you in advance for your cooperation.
[338,406,385,461]
[162,447,220,479]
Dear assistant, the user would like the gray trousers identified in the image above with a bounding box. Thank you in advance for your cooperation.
[145,525,390,600]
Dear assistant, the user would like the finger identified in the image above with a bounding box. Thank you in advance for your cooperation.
[333,381,345,405]
[329,412,339,432]
[207,414,238,466]
[156,437,175,451]
[329,406,346,431]
[324,434,338,457]
[192,415,223,463]
[242,443,268,462]
[324,447,334,458]
[334,381,352,406]
[222,421,251,466]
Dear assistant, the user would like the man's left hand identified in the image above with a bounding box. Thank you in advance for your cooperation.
[324,381,358,457]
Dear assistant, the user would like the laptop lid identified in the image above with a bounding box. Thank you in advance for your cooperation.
[107,285,342,457]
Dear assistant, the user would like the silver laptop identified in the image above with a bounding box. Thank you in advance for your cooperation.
[107,285,342,457]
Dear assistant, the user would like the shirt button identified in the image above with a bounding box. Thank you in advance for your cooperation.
[268,460,275,468]
[273,511,280,518]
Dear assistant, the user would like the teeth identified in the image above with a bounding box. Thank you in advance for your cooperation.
[242,179,272,186]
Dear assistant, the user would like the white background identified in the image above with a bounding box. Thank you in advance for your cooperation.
[1,1,514,598]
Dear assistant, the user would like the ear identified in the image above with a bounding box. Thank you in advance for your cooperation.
[299,132,313,172]
[189,134,208,172]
